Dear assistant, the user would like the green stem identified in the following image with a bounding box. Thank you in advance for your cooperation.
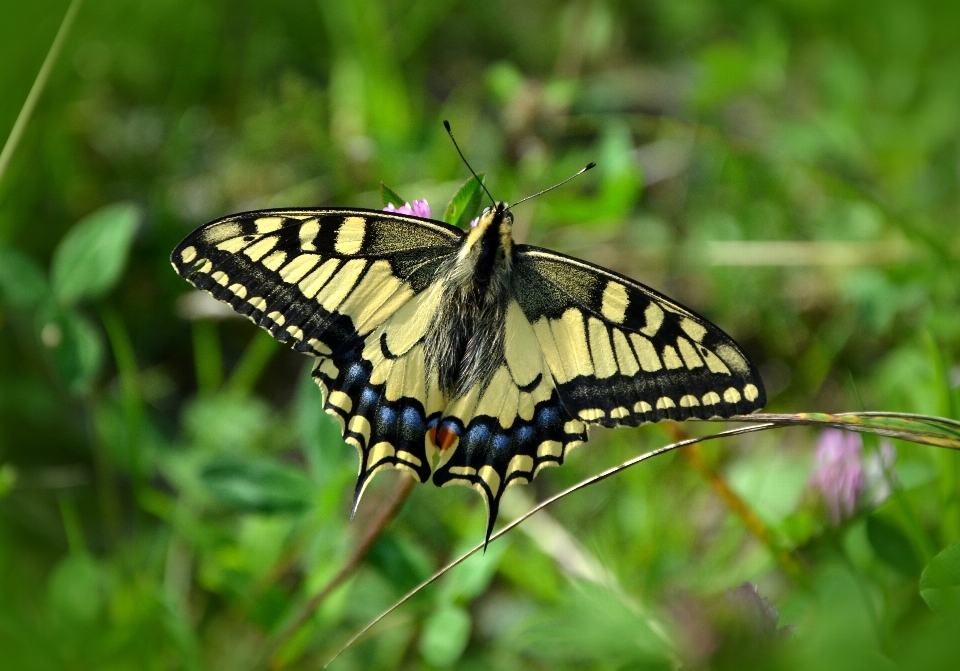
[924,332,960,545]
[191,321,223,394]
[100,307,145,500]
[57,494,88,555]
[85,398,121,547]
[0,0,84,187]
[225,331,280,397]
[833,534,886,650]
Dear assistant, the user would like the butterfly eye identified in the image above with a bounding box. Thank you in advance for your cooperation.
[481,206,491,215]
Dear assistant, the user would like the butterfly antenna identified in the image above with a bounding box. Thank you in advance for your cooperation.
[443,120,495,205]
[508,162,596,209]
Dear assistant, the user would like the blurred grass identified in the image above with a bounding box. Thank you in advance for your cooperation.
[1,0,960,668]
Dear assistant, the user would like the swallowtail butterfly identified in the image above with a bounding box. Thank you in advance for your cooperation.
[172,154,765,543]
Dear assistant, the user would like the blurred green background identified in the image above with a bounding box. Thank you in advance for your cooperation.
[2,0,960,668]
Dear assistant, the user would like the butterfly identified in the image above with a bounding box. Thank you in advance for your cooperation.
[171,169,765,544]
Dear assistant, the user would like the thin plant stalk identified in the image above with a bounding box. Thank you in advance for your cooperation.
[323,422,777,667]
[0,0,84,186]
[323,409,960,665]
[255,473,417,670]
[225,331,281,397]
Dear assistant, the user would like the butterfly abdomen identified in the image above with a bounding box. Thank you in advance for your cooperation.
[424,204,514,398]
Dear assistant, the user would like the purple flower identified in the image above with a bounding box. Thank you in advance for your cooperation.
[809,430,898,525]
[810,429,864,524]
[383,199,431,219]
[469,217,479,228]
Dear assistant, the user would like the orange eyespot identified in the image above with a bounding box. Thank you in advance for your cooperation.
[429,424,459,451]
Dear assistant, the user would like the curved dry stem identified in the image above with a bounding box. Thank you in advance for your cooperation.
[323,421,776,667]
[728,412,960,448]
[255,473,416,670]
[324,408,960,666]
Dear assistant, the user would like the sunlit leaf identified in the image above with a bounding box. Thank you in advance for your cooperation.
[201,458,311,513]
[443,173,485,228]
[183,393,272,453]
[437,537,508,604]
[920,541,960,615]
[51,202,140,306]
[419,604,471,667]
[46,554,103,626]
[380,182,406,208]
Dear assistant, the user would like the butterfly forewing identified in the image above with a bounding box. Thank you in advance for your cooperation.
[512,246,766,426]
[171,208,463,494]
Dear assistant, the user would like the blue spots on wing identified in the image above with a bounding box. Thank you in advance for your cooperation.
[466,423,491,445]
[399,406,425,439]
[492,433,511,452]
[361,387,379,407]
[377,404,396,429]
[345,362,366,386]
[515,425,534,444]
[535,405,561,433]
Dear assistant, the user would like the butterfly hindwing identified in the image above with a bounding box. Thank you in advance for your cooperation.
[429,299,588,539]
[512,246,766,426]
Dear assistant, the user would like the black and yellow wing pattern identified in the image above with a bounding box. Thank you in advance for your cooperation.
[172,207,765,541]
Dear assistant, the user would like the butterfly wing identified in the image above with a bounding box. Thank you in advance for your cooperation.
[512,246,766,425]
[171,208,463,498]
[428,298,588,542]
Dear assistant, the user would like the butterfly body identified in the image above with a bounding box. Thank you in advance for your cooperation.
[172,204,765,541]
[426,201,513,398]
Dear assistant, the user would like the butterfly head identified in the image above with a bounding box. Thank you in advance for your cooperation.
[462,201,514,264]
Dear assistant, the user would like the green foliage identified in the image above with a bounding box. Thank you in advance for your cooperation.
[1,0,960,668]
[201,459,312,514]
[920,541,960,615]
[50,202,140,306]
[379,182,406,209]
[35,301,103,395]
[443,173,486,228]
[0,246,48,307]
[867,514,923,576]
[419,604,471,667]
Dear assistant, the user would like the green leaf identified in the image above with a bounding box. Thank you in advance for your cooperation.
[380,182,406,208]
[512,583,674,667]
[36,302,104,396]
[867,515,922,576]
[419,604,471,667]
[0,246,49,308]
[0,464,17,499]
[46,554,104,626]
[51,202,140,306]
[438,537,509,604]
[920,541,960,615]
[443,173,485,228]
[183,393,272,453]
[367,531,434,591]
[201,458,311,514]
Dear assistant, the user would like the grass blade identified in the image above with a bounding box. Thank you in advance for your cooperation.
[0,0,84,187]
